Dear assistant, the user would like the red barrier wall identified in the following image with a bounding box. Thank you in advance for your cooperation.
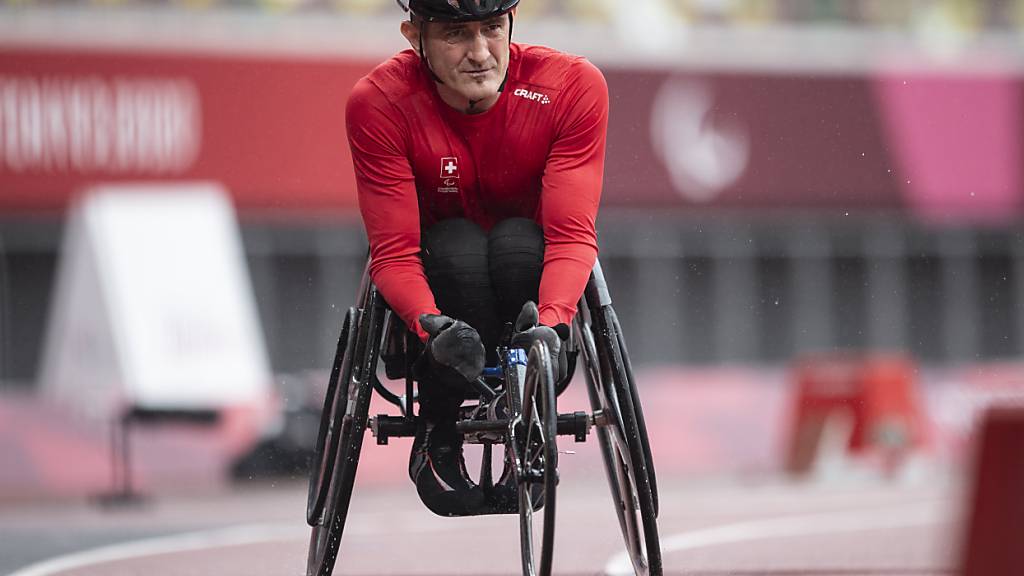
[0,47,375,213]
[1,46,1021,222]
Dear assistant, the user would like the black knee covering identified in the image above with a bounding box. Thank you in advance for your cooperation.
[422,219,492,320]
[421,219,489,291]
[421,218,501,363]
[488,218,545,324]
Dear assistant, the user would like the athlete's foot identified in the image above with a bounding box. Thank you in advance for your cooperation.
[409,418,486,516]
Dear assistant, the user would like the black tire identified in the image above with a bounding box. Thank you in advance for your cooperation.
[306,292,386,576]
[578,309,662,576]
[516,340,559,576]
[307,308,359,526]
[610,308,660,517]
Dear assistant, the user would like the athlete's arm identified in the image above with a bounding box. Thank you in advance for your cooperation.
[346,78,440,341]
[537,58,609,328]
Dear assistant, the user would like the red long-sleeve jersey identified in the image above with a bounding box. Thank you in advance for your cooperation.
[346,43,608,341]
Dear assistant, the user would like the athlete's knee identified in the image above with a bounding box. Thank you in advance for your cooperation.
[488,217,544,260]
[423,218,488,258]
[488,218,544,322]
[421,219,499,349]
[421,218,489,277]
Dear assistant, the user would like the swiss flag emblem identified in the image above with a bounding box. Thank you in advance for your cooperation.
[440,157,460,179]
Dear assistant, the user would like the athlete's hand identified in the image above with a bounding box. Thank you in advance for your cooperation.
[511,301,568,381]
[415,314,486,386]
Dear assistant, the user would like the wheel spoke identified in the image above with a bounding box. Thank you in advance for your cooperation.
[578,307,661,576]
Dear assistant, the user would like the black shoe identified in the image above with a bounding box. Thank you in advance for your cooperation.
[409,418,486,517]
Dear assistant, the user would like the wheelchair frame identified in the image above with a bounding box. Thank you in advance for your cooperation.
[305,259,662,576]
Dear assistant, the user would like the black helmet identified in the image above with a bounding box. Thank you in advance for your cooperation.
[397,0,520,22]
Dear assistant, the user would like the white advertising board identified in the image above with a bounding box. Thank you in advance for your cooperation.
[39,183,271,418]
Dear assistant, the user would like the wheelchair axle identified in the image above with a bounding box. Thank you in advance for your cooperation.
[369,415,416,445]
[369,411,593,445]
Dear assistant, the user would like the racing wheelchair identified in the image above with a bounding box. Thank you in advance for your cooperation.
[305,259,661,576]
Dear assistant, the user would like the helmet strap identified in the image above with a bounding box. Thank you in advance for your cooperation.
[499,10,512,92]
[418,26,446,84]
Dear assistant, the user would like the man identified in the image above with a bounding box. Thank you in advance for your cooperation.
[345,0,608,516]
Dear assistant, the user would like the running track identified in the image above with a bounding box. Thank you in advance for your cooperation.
[3,477,961,576]
[3,362,1007,575]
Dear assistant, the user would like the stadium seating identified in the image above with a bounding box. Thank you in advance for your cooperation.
[7,0,1024,33]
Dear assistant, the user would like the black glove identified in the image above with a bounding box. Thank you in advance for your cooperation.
[414,314,486,388]
[510,301,568,381]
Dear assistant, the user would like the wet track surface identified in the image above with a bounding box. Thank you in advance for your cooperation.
[2,475,962,576]
[1,364,986,576]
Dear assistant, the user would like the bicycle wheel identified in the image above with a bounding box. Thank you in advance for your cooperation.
[306,292,386,576]
[516,340,559,576]
[307,308,359,526]
[578,309,662,576]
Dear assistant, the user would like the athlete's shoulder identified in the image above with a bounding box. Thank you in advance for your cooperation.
[350,49,423,107]
[512,43,605,92]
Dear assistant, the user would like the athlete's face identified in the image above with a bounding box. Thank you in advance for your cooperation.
[404,15,511,112]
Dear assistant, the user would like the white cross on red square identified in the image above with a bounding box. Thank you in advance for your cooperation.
[440,156,459,178]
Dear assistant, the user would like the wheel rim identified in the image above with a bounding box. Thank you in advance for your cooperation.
[577,316,657,576]
[307,394,357,576]
[611,309,659,517]
[306,293,386,576]
[307,309,358,526]
[307,430,344,576]
[517,341,558,576]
